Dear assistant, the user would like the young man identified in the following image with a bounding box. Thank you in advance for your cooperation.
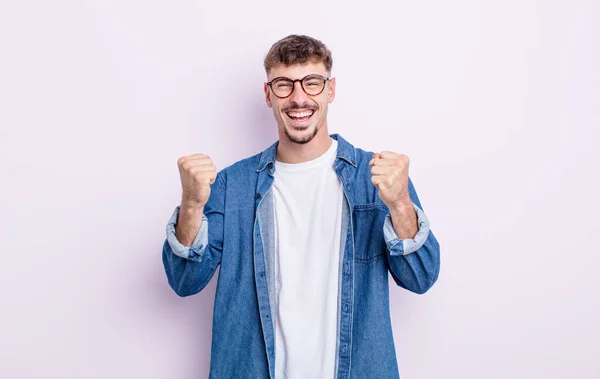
[163,34,440,379]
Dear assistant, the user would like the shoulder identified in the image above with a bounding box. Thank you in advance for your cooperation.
[215,150,264,187]
[354,146,375,164]
[332,133,374,168]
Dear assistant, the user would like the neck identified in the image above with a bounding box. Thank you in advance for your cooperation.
[275,126,332,164]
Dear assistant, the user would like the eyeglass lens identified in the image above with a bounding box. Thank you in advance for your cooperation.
[271,75,326,97]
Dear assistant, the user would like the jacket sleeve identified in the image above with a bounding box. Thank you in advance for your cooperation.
[383,177,440,294]
[162,173,225,297]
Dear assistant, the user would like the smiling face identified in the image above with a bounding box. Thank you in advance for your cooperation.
[264,61,336,145]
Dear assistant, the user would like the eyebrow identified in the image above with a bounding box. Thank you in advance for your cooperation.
[269,74,326,81]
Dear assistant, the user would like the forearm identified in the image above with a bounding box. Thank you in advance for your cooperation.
[389,199,418,239]
[175,201,205,247]
[385,201,439,293]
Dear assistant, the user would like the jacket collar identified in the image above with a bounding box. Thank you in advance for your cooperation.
[256,133,357,172]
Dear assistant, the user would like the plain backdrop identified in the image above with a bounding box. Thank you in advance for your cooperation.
[1,0,599,378]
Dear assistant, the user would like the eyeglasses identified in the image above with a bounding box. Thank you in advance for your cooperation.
[266,74,332,99]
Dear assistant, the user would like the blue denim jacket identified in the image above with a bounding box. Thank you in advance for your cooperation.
[162,133,440,379]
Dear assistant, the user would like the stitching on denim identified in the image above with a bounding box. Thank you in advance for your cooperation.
[354,251,385,264]
[353,203,386,211]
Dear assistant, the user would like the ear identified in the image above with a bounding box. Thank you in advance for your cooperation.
[327,77,336,103]
[264,83,273,108]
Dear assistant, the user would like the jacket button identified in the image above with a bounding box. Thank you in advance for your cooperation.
[256,193,261,199]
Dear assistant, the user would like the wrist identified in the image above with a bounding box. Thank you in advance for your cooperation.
[181,197,205,211]
[390,197,413,213]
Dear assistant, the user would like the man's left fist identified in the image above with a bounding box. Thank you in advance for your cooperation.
[369,151,411,209]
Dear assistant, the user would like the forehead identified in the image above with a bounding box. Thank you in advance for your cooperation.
[268,62,329,81]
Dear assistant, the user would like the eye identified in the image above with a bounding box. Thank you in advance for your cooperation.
[303,76,323,87]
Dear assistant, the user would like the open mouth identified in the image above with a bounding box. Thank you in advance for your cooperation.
[285,109,315,125]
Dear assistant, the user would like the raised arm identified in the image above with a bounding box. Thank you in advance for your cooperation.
[370,152,440,294]
[162,153,225,297]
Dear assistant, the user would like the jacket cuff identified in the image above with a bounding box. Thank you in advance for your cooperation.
[383,203,430,255]
[165,206,208,260]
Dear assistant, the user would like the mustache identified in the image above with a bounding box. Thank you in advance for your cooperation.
[282,103,318,112]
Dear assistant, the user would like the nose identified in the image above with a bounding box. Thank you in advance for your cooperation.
[289,81,309,105]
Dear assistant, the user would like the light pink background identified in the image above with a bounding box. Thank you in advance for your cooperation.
[1,0,599,378]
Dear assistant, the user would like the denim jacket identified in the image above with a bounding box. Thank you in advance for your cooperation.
[162,133,440,379]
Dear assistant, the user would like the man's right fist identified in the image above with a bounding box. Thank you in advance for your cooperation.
[177,153,217,207]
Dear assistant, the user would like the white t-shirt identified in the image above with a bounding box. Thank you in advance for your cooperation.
[272,138,343,379]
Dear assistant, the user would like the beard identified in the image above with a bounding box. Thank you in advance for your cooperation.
[279,100,321,145]
[283,123,320,144]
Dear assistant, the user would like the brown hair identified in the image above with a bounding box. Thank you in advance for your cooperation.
[264,34,333,75]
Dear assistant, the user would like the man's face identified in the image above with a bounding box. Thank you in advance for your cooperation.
[264,62,336,145]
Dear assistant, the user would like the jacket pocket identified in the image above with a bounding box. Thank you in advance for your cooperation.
[352,203,388,264]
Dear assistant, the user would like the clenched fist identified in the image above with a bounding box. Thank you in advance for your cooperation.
[369,151,411,209]
[177,153,217,207]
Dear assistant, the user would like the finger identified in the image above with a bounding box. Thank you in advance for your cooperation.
[188,153,208,159]
[186,157,213,166]
[370,175,389,190]
[370,165,394,175]
[180,157,213,168]
[379,151,403,160]
[208,176,216,184]
[371,158,401,167]
[190,166,216,174]
[198,172,217,185]
[178,154,211,164]
[370,175,381,188]
[382,152,410,167]
[369,152,381,166]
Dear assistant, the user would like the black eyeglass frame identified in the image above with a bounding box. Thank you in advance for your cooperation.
[266,74,332,99]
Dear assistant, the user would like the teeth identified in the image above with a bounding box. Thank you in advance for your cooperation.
[287,110,313,118]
